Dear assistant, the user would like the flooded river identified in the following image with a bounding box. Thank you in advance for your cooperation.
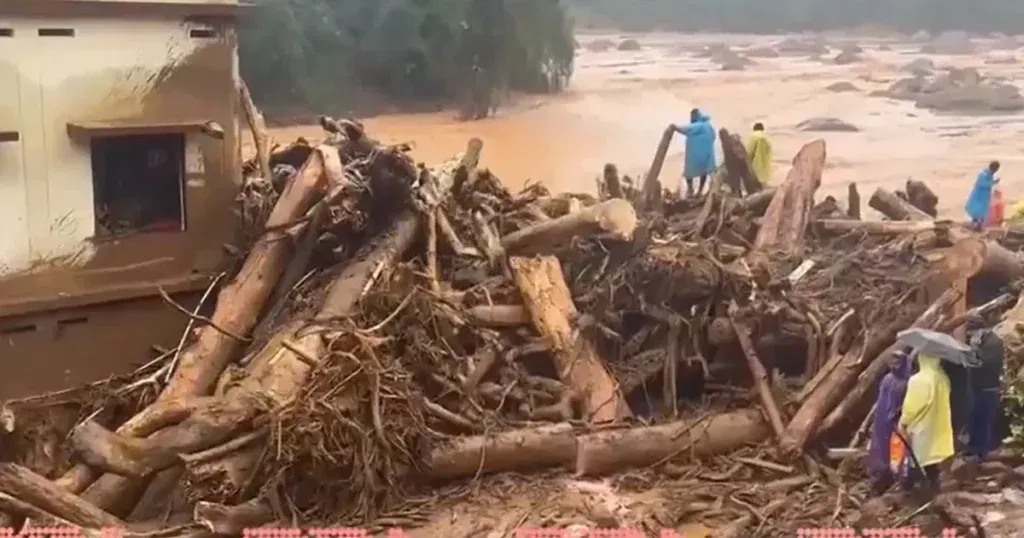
[268,32,1024,218]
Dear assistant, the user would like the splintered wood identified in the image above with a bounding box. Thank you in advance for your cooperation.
[510,256,630,422]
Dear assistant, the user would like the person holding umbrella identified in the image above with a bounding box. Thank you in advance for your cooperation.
[895,328,974,498]
[899,351,954,498]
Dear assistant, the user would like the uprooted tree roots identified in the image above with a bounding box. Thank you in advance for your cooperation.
[3,123,1024,537]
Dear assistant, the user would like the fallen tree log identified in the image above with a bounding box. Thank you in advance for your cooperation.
[814,219,948,235]
[56,145,346,510]
[869,188,931,221]
[574,410,770,476]
[730,317,785,440]
[754,139,826,255]
[500,198,637,256]
[510,256,631,422]
[0,463,122,528]
[424,423,577,479]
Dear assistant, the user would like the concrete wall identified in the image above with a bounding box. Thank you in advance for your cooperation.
[0,17,224,275]
[0,7,240,317]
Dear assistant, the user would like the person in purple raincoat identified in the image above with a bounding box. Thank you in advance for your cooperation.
[866,346,913,493]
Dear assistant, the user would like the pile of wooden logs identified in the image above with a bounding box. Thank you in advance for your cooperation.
[1,122,1023,538]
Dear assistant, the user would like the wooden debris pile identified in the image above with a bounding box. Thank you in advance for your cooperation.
[2,123,1024,537]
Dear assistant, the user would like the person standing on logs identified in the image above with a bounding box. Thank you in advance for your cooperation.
[672,108,717,198]
[745,122,773,186]
[966,314,1005,462]
[899,352,954,499]
[965,161,1000,230]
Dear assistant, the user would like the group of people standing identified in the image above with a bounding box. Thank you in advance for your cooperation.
[671,108,773,197]
[867,316,1005,498]
[673,109,1012,230]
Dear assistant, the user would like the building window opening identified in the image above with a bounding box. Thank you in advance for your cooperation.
[91,133,186,237]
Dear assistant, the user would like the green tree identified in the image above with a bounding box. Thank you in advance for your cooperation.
[238,0,577,119]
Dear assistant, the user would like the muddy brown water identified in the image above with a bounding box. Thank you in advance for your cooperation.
[267,32,1024,219]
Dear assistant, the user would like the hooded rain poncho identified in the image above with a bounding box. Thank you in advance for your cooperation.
[867,354,911,481]
[899,353,955,467]
[965,168,996,222]
[680,112,717,179]
[746,131,773,185]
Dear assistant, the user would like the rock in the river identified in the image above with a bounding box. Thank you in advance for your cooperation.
[926,30,976,54]
[901,58,935,76]
[585,38,615,52]
[693,42,730,58]
[797,117,860,132]
[985,54,1017,65]
[875,65,1024,113]
[826,81,859,92]
[745,46,779,58]
[774,37,829,56]
[712,49,755,71]
[833,49,862,65]
[911,30,932,42]
[617,38,642,51]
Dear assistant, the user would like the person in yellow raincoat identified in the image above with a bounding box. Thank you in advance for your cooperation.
[746,122,773,186]
[899,352,954,498]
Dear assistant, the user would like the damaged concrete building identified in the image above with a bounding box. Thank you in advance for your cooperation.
[0,0,244,398]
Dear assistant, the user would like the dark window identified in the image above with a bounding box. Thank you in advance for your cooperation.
[189,28,217,38]
[90,134,187,237]
[0,29,13,38]
[38,28,75,37]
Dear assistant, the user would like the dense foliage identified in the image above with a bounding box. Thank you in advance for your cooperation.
[571,0,1024,34]
[239,0,575,118]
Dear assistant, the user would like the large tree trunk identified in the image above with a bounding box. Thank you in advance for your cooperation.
[499,199,637,256]
[640,125,675,210]
[75,144,479,515]
[814,219,945,235]
[730,318,785,439]
[509,256,631,422]
[869,188,931,221]
[424,423,576,479]
[55,145,344,510]
[574,410,770,476]
[754,139,826,255]
[737,187,776,216]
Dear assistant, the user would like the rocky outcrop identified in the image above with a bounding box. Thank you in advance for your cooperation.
[826,81,859,93]
[797,117,860,132]
[617,39,642,51]
[875,66,1024,113]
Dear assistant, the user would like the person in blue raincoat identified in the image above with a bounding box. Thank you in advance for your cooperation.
[965,161,1000,229]
[672,108,717,198]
